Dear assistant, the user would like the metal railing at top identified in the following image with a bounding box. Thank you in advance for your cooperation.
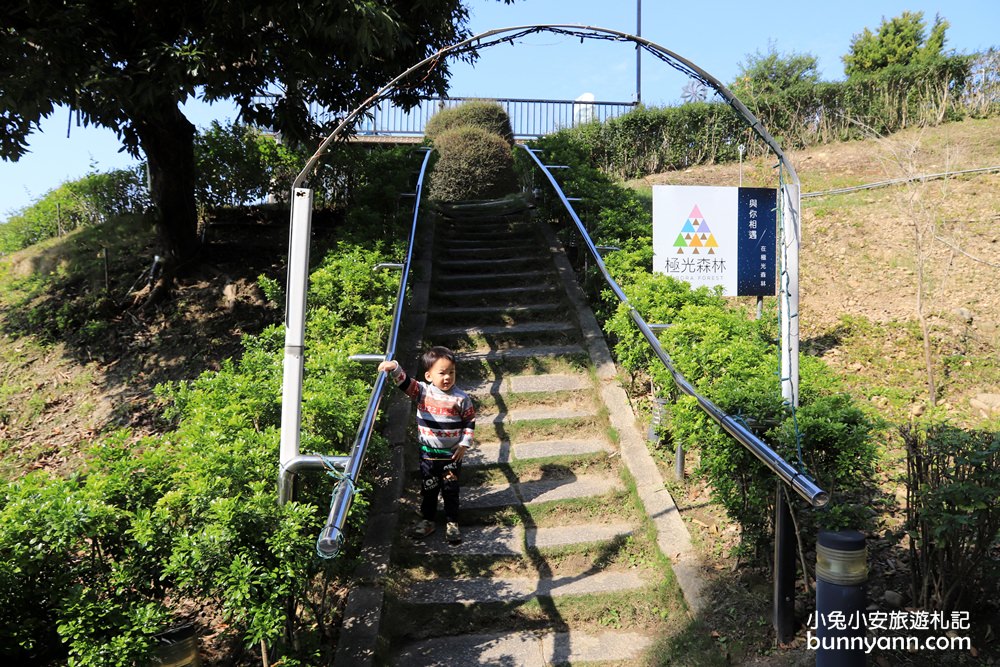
[359,97,637,139]
[520,144,828,509]
[277,147,433,558]
[252,94,637,139]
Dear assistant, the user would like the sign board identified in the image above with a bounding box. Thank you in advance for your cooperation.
[652,185,777,296]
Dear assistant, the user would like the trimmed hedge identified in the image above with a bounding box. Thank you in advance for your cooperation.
[428,126,518,202]
[552,56,988,181]
[424,100,515,146]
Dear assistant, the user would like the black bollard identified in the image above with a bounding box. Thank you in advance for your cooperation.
[814,530,868,667]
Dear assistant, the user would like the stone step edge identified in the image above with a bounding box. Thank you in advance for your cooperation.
[426,321,575,338]
[428,303,563,316]
[432,284,559,298]
[408,522,636,557]
[393,629,654,666]
[462,475,622,511]
[402,569,652,604]
[464,438,612,466]
[459,373,591,396]
[435,270,553,283]
[458,345,586,362]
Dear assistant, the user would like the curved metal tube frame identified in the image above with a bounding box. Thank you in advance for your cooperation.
[521,145,826,507]
[286,24,799,409]
[278,24,821,560]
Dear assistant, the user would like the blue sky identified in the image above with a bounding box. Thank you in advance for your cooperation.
[2,0,997,220]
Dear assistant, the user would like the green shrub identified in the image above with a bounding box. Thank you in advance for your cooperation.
[0,167,148,255]
[649,303,877,556]
[527,130,879,559]
[194,120,302,208]
[424,100,515,145]
[0,463,169,665]
[903,422,1000,612]
[428,126,518,202]
[0,146,415,662]
[532,53,983,183]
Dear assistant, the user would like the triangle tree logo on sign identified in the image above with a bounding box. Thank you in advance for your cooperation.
[672,204,720,255]
[653,185,776,297]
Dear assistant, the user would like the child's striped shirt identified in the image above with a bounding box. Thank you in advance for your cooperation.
[388,365,476,457]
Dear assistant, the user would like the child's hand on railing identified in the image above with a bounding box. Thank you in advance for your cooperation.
[377,360,398,373]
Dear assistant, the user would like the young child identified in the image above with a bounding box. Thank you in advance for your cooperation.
[378,346,475,544]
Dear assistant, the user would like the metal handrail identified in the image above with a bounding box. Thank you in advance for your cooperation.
[250,93,637,139]
[279,147,433,557]
[358,96,638,138]
[520,144,828,508]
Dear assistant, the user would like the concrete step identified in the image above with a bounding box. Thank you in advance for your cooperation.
[411,522,635,557]
[428,321,575,339]
[427,322,579,354]
[463,475,621,511]
[427,303,566,327]
[457,344,586,363]
[435,255,550,273]
[434,269,555,289]
[438,221,533,237]
[465,438,612,466]
[404,569,650,604]
[480,404,597,426]
[395,630,653,667]
[440,245,549,261]
[432,284,560,306]
[440,238,539,250]
[459,373,591,397]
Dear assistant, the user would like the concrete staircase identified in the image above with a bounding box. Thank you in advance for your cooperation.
[364,209,702,665]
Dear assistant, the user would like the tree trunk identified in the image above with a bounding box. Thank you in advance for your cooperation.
[133,105,200,307]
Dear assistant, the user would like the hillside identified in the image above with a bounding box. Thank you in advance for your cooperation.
[636,116,1000,427]
[2,119,998,477]
[0,212,293,479]
[0,118,997,663]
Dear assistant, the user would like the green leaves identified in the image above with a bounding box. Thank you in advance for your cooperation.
[193,120,302,208]
[731,45,820,98]
[904,423,1000,611]
[0,145,415,661]
[530,129,879,560]
[844,11,953,77]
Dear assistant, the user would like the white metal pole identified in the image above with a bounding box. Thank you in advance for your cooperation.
[780,183,800,407]
[279,188,314,475]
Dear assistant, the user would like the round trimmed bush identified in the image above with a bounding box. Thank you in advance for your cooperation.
[428,126,519,202]
[424,101,515,146]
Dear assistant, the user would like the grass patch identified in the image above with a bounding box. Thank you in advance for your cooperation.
[464,456,618,488]
[523,489,637,526]
[384,586,674,648]
[0,215,154,345]
[396,531,657,582]
[479,416,605,445]
[471,388,593,414]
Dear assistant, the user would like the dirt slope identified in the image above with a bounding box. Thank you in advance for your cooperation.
[636,117,1000,424]
[2,119,998,478]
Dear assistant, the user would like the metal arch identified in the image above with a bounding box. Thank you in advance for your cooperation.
[280,21,803,502]
[290,24,800,188]
[286,24,801,405]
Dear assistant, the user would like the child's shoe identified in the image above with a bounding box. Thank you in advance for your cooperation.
[445,522,462,544]
[412,519,435,539]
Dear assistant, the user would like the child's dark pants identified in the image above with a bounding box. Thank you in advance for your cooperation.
[419,456,461,522]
